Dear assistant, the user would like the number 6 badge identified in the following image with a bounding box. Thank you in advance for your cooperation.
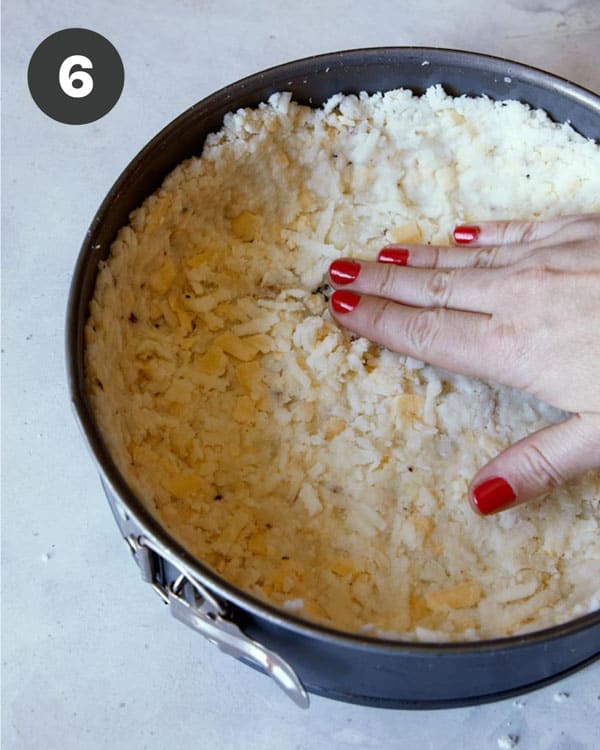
[59,55,95,99]
[28,28,124,125]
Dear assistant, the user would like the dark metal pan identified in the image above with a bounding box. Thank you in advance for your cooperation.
[66,47,600,709]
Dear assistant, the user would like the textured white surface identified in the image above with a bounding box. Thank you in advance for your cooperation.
[2,1,599,748]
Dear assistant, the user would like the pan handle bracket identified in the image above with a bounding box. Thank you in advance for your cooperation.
[107,491,309,708]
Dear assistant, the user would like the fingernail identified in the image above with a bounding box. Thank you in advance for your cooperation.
[378,247,409,266]
[472,477,516,515]
[331,290,361,314]
[453,225,480,244]
[329,259,361,285]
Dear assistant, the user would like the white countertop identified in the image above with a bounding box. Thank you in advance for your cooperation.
[2,0,599,747]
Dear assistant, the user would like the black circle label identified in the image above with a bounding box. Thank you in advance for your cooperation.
[28,28,124,125]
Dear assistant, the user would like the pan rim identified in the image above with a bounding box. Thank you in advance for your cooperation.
[66,45,600,655]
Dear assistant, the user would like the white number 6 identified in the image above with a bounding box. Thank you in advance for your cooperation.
[59,55,94,98]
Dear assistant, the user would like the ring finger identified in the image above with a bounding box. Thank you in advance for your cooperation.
[378,242,521,270]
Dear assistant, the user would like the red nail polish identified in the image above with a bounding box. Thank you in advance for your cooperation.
[331,290,361,314]
[453,225,480,244]
[378,247,409,266]
[329,259,361,285]
[472,477,516,515]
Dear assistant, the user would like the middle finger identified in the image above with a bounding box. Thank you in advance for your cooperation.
[328,258,499,313]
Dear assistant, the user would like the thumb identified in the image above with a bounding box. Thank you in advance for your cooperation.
[469,414,600,515]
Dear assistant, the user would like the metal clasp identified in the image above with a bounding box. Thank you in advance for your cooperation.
[113,504,308,708]
[125,533,170,603]
[168,574,309,709]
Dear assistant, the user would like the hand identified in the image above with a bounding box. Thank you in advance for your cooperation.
[327,214,600,515]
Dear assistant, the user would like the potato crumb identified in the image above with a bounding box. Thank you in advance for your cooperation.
[86,87,600,641]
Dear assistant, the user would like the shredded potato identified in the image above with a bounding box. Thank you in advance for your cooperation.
[86,87,600,641]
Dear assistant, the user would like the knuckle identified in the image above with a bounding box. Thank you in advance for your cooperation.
[519,443,566,490]
[405,308,443,354]
[378,263,398,298]
[503,220,537,244]
[522,247,554,266]
[573,216,600,239]
[491,320,534,387]
[519,222,539,243]
[573,414,600,451]
[510,260,548,286]
[423,269,454,307]
[493,320,519,350]
[544,216,598,245]
[369,299,396,334]
[473,246,500,268]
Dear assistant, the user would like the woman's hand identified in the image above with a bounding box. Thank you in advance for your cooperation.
[327,214,600,515]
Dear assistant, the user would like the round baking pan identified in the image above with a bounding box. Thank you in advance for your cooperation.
[67,47,600,709]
